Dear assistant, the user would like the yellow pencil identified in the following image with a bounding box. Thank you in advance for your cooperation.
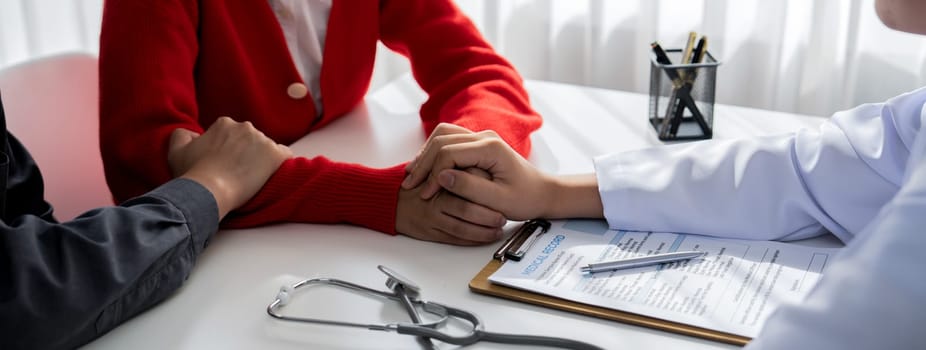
[678,31,697,80]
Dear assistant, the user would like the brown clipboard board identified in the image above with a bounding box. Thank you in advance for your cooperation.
[468,220,750,346]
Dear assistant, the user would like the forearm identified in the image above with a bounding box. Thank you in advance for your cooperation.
[223,157,407,234]
[0,178,218,349]
[594,136,827,240]
[596,91,922,241]
[99,0,201,202]
[436,90,541,157]
[380,0,541,156]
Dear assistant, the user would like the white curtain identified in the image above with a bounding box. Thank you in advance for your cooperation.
[0,0,101,68]
[4,0,926,117]
[386,0,926,117]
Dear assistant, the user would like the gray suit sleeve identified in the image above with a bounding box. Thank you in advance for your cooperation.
[0,178,219,349]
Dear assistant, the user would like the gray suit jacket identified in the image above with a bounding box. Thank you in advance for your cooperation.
[0,95,219,349]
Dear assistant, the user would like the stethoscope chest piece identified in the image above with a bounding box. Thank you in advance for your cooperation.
[379,265,421,298]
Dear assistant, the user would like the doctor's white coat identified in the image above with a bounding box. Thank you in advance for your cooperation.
[594,87,926,349]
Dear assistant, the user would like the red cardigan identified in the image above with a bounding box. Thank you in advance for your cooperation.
[99,0,541,234]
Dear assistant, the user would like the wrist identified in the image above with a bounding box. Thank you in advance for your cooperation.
[181,172,236,219]
[544,174,604,219]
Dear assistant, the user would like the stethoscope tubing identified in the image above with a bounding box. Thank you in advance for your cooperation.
[268,275,604,350]
[394,304,603,350]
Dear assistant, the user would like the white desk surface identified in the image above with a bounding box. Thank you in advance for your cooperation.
[86,76,832,350]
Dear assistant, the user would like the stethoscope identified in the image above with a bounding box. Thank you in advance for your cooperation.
[267,265,604,350]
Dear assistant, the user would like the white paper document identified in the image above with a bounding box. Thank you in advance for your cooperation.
[489,220,840,338]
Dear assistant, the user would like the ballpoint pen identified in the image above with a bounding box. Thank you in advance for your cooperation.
[651,42,680,138]
[579,251,706,274]
[690,36,708,67]
[677,32,697,81]
[659,32,697,137]
[650,41,680,81]
[669,36,708,137]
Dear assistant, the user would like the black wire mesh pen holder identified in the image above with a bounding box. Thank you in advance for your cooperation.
[648,49,720,141]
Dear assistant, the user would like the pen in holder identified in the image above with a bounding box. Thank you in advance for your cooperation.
[648,48,720,141]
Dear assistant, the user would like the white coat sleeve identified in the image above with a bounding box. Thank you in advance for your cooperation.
[594,87,926,242]
[743,119,926,350]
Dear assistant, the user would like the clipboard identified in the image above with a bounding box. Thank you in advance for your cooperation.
[468,220,750,346]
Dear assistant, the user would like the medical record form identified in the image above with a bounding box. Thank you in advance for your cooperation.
[489,220,840,338]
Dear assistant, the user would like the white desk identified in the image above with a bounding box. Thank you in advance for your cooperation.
[86,76,830,350]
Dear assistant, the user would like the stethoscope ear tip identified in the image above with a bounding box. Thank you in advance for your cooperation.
[276,284,295,306]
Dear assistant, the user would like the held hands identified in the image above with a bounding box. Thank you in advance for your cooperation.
[402,123,604,221]
[402,123,554,221]
[396,124,507,245]
[168,117,292,219]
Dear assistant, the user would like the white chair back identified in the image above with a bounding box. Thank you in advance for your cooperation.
[0,53,112,221]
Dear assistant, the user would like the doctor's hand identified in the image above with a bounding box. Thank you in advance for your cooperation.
[406,135,604,220]
[395,168,507,246]
[167,117,292,219]
[402,123,497,190]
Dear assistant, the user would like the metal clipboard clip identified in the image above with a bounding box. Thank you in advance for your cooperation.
[492,219,552,262]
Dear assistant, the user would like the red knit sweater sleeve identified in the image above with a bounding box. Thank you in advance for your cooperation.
[99,0,202,205]
[379,0,542,157]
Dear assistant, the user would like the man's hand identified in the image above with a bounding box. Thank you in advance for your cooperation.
[167,117,292,219]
